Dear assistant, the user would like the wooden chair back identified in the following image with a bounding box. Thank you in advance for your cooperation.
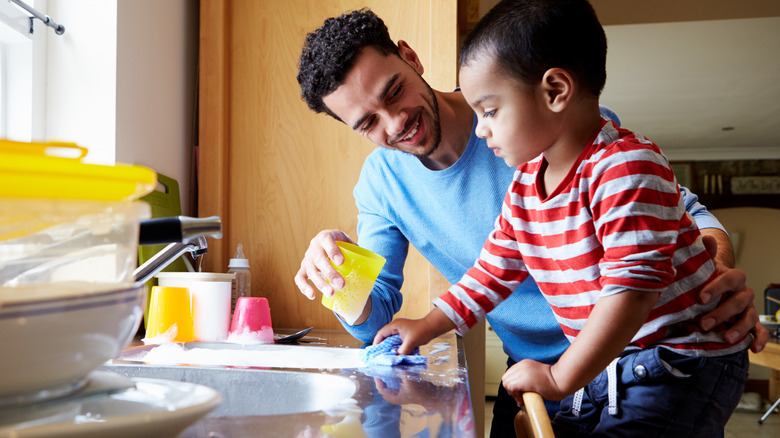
[514,392,555,438]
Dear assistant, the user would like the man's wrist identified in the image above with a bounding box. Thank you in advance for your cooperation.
[350,296,373,326]
[701,228,735,268]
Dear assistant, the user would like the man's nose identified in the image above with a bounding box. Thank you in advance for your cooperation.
[384,108,408,140]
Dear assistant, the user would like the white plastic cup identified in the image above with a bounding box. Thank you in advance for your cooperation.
[155,272,234,342]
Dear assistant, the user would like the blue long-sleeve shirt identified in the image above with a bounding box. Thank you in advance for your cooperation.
[340,108,724,366]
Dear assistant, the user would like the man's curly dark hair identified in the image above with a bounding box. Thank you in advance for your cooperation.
[297,9,399,121]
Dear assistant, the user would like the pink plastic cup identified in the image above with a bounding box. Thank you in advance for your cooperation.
[227,297,274,344]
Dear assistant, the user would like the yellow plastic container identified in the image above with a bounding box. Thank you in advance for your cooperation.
[0,139,156,201]
[0,140,156,292]
[321,242,386,325]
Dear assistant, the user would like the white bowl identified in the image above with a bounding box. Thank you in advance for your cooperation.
[0,285,144,405]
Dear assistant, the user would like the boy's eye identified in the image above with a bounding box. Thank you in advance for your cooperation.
[483,109,496,118]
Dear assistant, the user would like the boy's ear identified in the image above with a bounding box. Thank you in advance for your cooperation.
[541,68,573,112]
[397,40,425,76]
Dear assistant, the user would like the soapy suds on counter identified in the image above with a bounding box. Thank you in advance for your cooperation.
[427,342,451,366]
[144,326,276,345]
[428,342,450,356]
[142,325,180,345]
[131,343,367,369]
[226,327,274,344]
[433,356,450,365]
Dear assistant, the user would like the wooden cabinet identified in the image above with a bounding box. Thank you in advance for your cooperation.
[198,0,458,331]
[485,321,509,397]
[198,3,488,433]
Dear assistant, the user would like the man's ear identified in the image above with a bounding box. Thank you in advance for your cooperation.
[397,40,424,76]
[540,68,573,112]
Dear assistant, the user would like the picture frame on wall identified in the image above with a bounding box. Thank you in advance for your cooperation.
[671,163,692,189]
[669,159,780,209]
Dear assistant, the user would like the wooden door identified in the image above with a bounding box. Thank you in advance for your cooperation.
[198,0,458,331]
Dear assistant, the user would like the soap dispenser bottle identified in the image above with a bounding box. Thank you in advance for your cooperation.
[228,243,251,314]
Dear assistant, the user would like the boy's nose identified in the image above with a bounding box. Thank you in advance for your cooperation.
[475,120,489,139]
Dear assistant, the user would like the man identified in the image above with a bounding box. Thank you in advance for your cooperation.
[294,9,766,437]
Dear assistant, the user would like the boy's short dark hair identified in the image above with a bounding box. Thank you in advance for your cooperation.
[297,9,399,120]
[460,0,607,97]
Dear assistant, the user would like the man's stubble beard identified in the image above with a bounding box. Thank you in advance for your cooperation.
[413,77,442,160]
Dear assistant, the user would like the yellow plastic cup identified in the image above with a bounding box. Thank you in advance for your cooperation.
[321,242,386,325]
[146,286,195,342]
[320,413,368,438]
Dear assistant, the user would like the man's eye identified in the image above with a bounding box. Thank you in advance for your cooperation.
[361,117,376,132]
[391,84,402,99]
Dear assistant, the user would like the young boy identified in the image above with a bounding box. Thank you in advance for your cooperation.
[374,0,750,435]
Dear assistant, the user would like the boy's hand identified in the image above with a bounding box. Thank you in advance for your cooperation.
[373,318,433,355]
[698,235,768,353]
[502,359,567,405]
[373,307,456,355]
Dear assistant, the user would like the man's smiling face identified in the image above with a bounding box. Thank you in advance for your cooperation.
[322,46,441,158]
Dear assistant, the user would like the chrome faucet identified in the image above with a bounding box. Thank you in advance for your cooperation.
[133,216,222,285]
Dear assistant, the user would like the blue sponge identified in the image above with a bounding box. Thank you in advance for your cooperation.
[361,334,428,366]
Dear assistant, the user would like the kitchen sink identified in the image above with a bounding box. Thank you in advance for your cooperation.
[96,330,474,437]
[101,338,367,417]
[101,364,358,417]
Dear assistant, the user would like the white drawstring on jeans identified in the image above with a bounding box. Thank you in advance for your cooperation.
[572,357,620,417]
[606,357,618,415]
[572,385,585,417]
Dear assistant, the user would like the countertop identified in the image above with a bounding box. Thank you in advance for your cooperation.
[749,336,780,402]
[101,329,476,437]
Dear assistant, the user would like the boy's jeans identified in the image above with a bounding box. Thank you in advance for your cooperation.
[552,346,748,437]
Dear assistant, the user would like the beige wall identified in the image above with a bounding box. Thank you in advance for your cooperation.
[115,0,199,216]
[44,0,198,216]
[44,0,117,164]
[712,207,780,380]
[712,207,780,315]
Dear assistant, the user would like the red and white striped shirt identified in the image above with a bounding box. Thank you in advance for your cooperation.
[435,120,748,356]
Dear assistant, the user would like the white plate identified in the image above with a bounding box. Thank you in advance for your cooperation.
[0,375,221,438]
